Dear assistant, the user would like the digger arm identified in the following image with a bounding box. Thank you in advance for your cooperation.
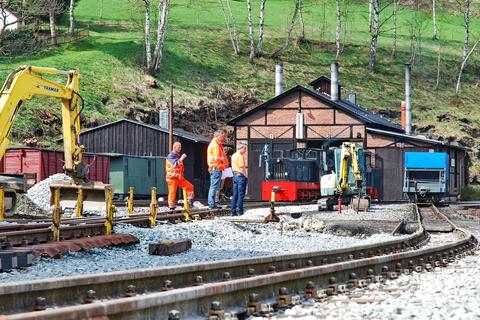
[337,142,363,194]
[0,66,84,179]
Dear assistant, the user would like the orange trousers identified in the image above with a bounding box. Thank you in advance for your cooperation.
[167,178,194,208]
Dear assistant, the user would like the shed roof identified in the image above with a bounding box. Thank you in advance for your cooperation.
[227,85,404,132]
[80,119,210,144]
[366,127,469,151]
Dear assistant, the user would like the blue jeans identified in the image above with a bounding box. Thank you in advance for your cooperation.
[231,174,248,215]
[208,169,222,207]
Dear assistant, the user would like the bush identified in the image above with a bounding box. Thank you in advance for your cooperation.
[459,186,480,201]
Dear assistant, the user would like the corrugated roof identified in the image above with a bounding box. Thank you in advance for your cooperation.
[228,85,404,132]
[80,119,210,144]
[366,127,469,151]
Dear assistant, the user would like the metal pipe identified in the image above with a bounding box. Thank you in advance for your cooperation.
[127,187,134,215]
[330,62,339,101]
[405,63,412,135]
[76,188,83,218]
[183,188,191,221]
[52,188,61,241]
[275,64,283,96]
[105,186,114,235]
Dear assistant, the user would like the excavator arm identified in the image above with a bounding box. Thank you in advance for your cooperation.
[0,66,86,181]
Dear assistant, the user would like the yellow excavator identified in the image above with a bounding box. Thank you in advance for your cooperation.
[0,66,107,215]
[319,142,369,212]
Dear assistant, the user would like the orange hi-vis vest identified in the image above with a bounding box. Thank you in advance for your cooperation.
[207,137,228,171]
[166,152,184,180]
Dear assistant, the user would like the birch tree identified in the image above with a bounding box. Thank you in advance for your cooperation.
[456,36,479,96]
[335,0,341,60]
[298,0,305,42]
[68,0,74,34]
[459,0,471,61]
[99,0,103,19]
[368,0,379,72]
[271,0,300,59]
[368,0,394,73]
[256,0,266,56]
[150,0,170,75]
[219,0,240,55]
[391,0,397,57]
[246,0,255,63]
[143,0,152,72]
[368,0,373,33]
[0,0,20,49]
[432,0,437,40]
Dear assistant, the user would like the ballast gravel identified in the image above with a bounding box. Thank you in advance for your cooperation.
[0,215,406,283]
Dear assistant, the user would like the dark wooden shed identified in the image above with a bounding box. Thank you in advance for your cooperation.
[78,119,211,199]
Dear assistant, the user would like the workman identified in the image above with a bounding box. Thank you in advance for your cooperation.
[207,129,229,209]
[231,142,248,216]
[166,142,194,210]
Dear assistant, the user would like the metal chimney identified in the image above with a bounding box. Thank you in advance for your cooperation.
[330,62,339,101]
[159,109,169,129]
[405,63,412,135]
[275,64,283,96]
[348,92,357,104]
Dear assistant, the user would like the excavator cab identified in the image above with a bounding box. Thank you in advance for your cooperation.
[0,66,109,216]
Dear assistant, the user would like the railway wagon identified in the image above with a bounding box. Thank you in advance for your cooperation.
[403,152,449,204]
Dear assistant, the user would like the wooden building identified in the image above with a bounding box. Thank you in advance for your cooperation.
[78,119,211,198]
[228,77,468,201]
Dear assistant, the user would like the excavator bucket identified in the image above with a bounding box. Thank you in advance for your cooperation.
[49,181,110,213]
[350,196,370,212]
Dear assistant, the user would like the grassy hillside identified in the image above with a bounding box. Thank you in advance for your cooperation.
[1,0,480,176]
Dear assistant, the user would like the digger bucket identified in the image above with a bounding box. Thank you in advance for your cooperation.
[351,196,370,212]
[49,181,110,213]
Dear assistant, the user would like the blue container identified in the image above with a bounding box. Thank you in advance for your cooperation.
[404,152,448,169]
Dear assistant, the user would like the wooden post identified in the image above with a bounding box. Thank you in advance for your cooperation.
[149,187,157,228]
[169,86,174,151]
[76,188,83,218]
[52,188,61,241]
[127,187,134,215]
[0,187,5,221]
[183,188,191,221]
[105,186,114,235]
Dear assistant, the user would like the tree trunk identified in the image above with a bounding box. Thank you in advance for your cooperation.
[21,0,27,25]
[256,0,266,56]
[335,0,341,60]
[456,37,479,96]
[271,0,300,59]
[226,0,240,55]
[49,6,57,46]
[462,0,471,61]
[391,0,397,57]
[434,45,441,90]
[145,0,152,73]
[0,27,5,50]
[432,0,437,40]
[220,0,240,56]
[298,0,305,41]
[151,0,170,75]
[368,0,373,33]
[69,0,75,34]
[100,0,104,19]
[246,0,255,63]
[368,0,379,73]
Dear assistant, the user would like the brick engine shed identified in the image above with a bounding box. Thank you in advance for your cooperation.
[228,76,468,201]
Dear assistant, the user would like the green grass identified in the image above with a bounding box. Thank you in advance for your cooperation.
[1,0,480,174]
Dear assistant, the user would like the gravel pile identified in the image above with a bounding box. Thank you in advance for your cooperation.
[312,203,417,222]
[13,194,48,217]
[0,216,406,283]
[27,173,72,211]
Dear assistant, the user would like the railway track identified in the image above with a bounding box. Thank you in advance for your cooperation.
[1,204,472,319]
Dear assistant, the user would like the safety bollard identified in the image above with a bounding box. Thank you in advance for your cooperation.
[264,186,280,223]
[149,187,157,228]
[105,186,115,235]
[127,187,134,215]
[182,188,191,221]
[52,188,61,241]
[0,187,5,221]
[76,188,83,218]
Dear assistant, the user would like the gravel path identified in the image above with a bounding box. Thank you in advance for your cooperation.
[0,216,406,283]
